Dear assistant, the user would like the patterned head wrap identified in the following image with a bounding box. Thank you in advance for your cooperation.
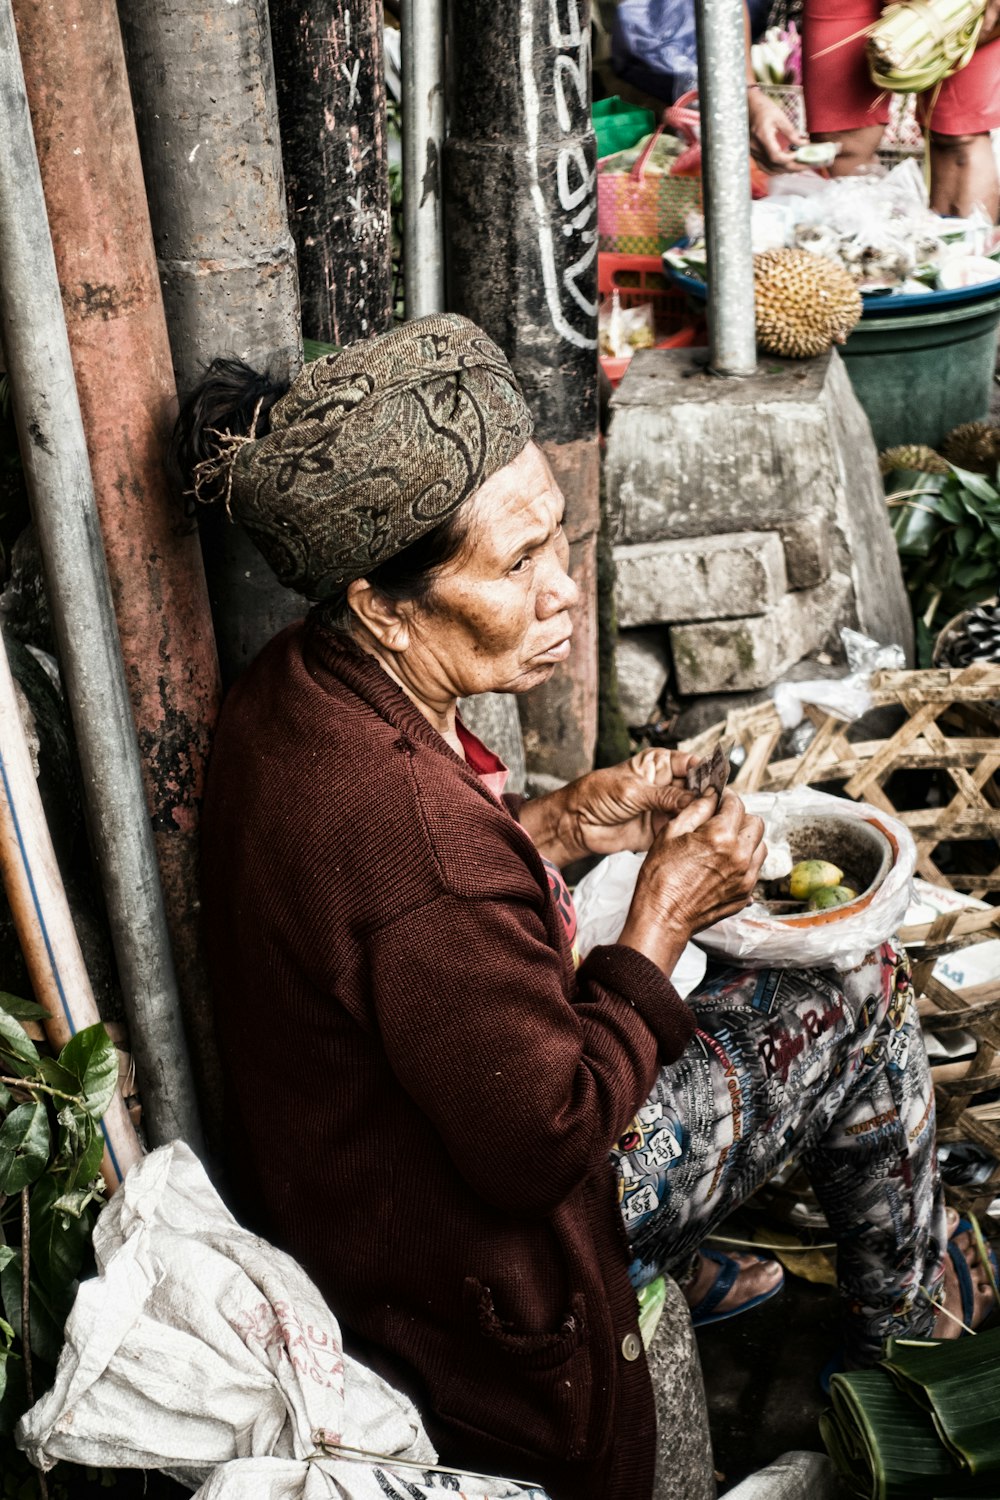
[208,314,533,601]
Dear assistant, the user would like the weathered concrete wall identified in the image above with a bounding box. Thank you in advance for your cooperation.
[605,346,914,713]
[271,0,392,345]
[120,0,307,686]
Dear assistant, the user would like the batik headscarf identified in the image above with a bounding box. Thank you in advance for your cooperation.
[199,314,534,601]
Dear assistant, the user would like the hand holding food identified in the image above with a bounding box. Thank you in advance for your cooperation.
[619,791,767,971]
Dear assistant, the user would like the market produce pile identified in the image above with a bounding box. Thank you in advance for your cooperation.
[667,160,1000,297]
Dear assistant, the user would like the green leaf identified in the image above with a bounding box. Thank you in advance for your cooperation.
[0,1252,67,1367]
[948,465,1000,503]
[36,1057,81,1099]
[891,499,942,557]
[935,493,967,526]
[953,523,977,557]
[56,1025,117,1121]
[0,995,47,1023]
[953,560,995,590]
[0,1249,15,1278]
[0,1014,39,1079]
[0,1104,49,1195]
[25,1174,92,1308]
[55,1107,103,1189]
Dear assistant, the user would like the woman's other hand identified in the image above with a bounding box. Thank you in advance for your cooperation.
[747,87,807,170]
[519,748,701,865]
[618,791,767,975]
[978,0,1000,46]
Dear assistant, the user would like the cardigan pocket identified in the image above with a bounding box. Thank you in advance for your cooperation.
[465,1277,588,1369]
[434,1277,595,1463]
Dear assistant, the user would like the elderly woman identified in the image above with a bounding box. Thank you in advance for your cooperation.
[191,315,995,1500]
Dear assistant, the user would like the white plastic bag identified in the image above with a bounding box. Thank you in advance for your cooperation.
[17,1144,548,1500]
[695,788,916,971]
[574,851,708,997]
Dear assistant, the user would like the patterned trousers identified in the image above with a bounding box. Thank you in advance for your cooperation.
[612,944,948,1364]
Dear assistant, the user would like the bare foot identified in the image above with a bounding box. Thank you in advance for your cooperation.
[933,1209,998,1338]
[683,1249,783,1318]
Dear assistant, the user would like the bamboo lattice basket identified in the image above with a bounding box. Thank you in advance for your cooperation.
[681,664,1000,1216]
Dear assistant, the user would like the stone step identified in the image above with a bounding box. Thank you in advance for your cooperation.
[670,573,852,694]
[614,531,788,628]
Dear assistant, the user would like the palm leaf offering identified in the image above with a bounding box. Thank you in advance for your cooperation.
[866,0,986,93]
[821,1331,1000,1497]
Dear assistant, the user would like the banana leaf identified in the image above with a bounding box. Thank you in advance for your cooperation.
[822,1335,1000,1498]
[822,1368,963,1499]
[882,1331,1000,1477]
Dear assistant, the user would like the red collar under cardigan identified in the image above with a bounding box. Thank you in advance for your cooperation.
[200,616,695,1500]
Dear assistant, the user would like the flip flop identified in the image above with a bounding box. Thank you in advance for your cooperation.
[688,1247,785,1328]
[946,1213,1000,1331]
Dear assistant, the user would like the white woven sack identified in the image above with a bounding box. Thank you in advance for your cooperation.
[16,1143,548,1500]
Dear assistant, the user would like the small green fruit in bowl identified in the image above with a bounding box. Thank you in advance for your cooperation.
[807,884,858,912]
[788,859,844,901]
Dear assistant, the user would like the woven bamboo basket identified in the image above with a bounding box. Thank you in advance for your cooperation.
[681,664,1000,1217]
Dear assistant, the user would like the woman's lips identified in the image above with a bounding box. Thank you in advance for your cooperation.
[536,636,572,663]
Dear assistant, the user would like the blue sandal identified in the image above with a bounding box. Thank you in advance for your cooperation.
[946,1213,1000,1331]
[688,1247,785,1328]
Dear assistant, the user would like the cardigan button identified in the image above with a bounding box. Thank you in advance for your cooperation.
[621,1331,642,1361]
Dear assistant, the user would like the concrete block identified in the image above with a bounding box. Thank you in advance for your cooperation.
[670,655,846,742]
[615,628,671,726]
[780,516,833,589]
[614,532,787,627]
[670,574,851,694]
[606,348,914,659]
[648,1275,716,1500]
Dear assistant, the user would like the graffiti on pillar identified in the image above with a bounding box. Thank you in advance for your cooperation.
[519,0,598,352]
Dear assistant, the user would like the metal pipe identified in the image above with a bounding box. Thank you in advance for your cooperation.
[694,0,758,376]
[0,0,203,1152]
[402,0,446,317]
[0,632,143,1192]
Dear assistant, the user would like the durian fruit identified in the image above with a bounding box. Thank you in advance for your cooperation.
[753,248,863,359]
[934,598,1000,667]
[878,444,949,476]
[940,421,1000,475]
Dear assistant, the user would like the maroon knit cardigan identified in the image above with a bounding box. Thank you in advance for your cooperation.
[200,618,696,1500]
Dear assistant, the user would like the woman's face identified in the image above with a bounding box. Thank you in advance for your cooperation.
[400,441,579,700]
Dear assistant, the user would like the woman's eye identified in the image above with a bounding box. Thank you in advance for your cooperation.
[509,555,531,575]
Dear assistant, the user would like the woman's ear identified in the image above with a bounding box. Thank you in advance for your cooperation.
[345,579,411,652]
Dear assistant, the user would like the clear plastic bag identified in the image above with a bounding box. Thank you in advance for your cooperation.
[694,788,917,971]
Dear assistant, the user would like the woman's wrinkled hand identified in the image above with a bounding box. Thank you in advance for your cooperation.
[618,791,767,974]
[562,748,701,858]
[747,88,807,171]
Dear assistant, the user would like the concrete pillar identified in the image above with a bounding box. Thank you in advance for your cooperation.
[119,0,306,685]
[444,0,600,780]
[11,0,219,1140]
[271,0,393,345]
[648,1276,717,1500]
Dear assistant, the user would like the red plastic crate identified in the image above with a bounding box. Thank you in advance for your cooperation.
[598,252,705,388]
